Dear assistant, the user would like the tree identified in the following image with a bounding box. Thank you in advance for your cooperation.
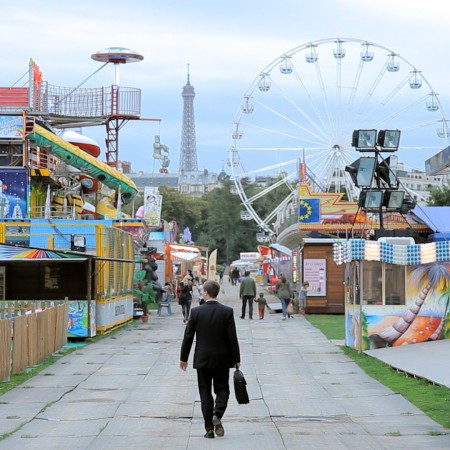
[122,177,288,263]
[196,180,258,264]
[158,186,206,240]
[428,185,450,206]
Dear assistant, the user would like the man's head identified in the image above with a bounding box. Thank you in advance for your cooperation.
[245,271,250,277]
[203,280,220,299]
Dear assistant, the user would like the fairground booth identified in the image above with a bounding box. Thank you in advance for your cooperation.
[333,237,450,351]
[0,220,135,338]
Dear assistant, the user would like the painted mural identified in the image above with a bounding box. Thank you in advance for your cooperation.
[0,168,28,219]
[68,300,89,338]
[346,262,450,350]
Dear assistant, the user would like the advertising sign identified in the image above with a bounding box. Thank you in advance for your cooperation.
[0,168,28,218]
[240,252,259,261]
[303,259,326,296]
[0,116,23,139]
[143,186,162,226]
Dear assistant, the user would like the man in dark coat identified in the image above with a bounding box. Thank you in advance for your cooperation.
[239,271,257,319]
[180,280,241,439]
[231,267,240,285]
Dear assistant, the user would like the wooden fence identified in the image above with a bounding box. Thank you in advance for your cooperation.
[0,302,68,381]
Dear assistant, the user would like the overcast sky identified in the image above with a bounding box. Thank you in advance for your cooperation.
[2,0,450,176]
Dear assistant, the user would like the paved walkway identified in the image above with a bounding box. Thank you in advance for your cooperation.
[0,283,449,449]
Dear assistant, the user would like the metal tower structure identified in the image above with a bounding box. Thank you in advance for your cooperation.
[179,66,198,172]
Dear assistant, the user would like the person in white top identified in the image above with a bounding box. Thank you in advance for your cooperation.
[196,278,206,305]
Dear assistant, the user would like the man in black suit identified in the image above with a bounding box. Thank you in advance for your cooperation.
[180,280,241,439]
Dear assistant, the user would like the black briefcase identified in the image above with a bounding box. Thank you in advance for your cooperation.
[233,369,250,404]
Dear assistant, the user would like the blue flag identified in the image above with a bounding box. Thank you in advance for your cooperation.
[298,199,320,223]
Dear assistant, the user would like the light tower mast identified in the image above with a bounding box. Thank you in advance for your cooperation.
[179,65,198,172]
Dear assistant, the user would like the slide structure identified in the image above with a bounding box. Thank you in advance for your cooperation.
[29,124,138,203]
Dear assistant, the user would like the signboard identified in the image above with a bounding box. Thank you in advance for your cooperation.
[0,116,23,139]
[143,186,162,226]
[240,252,259,261]
[425,146,450,175]
[303,259,326,296]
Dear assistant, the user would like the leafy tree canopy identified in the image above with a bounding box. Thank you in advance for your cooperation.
[428,185,450,206]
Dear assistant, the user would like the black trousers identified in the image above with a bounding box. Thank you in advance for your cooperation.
[241,295,254,318]
[181,300,191,320]
[196,368,230,431]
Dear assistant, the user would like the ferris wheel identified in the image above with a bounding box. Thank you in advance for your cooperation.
[229,37,450,233]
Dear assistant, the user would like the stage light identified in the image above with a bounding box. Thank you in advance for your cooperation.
[71,234,86,252]
[383,190,405,211]
[345,157,377,187]
[377,130,401,150]
[359,190,384,210]
[400,195,417,215]
[351,129,377,149]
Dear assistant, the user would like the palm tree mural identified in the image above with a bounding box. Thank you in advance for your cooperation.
[428,295,450,341]
[369,263,450,349]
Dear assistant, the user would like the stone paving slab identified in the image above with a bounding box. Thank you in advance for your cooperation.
[0,386,69,404]
[0,282,448,449]
[11,416,109,437]
[0,436,96,449]
[12,373,89,388]
[37,401,120,421]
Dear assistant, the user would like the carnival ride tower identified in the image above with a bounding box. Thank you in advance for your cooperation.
[179,67,198,173]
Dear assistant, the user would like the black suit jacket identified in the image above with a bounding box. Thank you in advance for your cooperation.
[180,300,240,369]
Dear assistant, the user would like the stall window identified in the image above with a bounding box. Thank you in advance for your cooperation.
[363,261,382,305]
[384,263,405,305]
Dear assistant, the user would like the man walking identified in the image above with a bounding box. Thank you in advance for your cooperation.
[231,267,240,285]
[239,270,256,319]
[180,280,241,439]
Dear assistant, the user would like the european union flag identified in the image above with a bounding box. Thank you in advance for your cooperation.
[298,199,320,223]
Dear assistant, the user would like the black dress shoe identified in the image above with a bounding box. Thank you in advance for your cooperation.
[204,430,215,439]
[240,316,245,319]
[212,415,224,437]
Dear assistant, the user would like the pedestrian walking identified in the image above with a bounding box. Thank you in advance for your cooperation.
[196,278,206,305]
[276,274,293,320]
[231,267,240,285]
[179,280,241,439]
[239,270,256,319]
[179,282,192,323]
[254,292,268,319]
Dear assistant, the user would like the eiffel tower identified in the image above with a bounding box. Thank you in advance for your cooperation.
[179,65,198,173]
